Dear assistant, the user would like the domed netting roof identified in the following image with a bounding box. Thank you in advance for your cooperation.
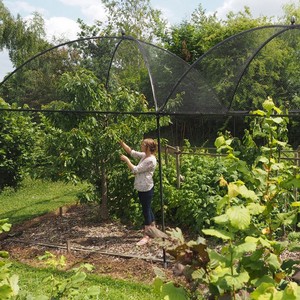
[172,24,300,115]
[1,24,300,115]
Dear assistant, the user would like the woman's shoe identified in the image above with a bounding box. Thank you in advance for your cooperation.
[150,221,156,227]
[136,236,150,246]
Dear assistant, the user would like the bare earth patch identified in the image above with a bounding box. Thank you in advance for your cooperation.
[0,204,175,284]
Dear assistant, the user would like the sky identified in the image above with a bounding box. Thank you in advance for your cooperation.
[0,0,298,80]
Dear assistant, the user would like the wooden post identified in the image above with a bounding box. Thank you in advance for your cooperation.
[67,240,71,253]
[165,145,168,166]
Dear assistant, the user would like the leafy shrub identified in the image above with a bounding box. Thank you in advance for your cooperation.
[154,141,237,233]
[153,98,300,299]
[0,99,37,191]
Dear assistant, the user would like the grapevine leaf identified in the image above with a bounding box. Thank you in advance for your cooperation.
[228,182,240,198]
[239,185,258,201]
[233,242,257,259]
[213,214,229,225]
[214,136,226,148]
[266,253,281,271]
[220,271,250,290]
[282,282,300,299]
[202,229,233,240]
[247,203,266,215]
[226,206,251,230]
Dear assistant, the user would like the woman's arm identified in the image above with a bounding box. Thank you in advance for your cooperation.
[120,140,132,155]
[120,154,135,171]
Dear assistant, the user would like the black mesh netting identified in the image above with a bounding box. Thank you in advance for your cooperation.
[1,24,300,115]
[166,24,300,115]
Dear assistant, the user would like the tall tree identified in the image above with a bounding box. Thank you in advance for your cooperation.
[100,0,167,41]
[0,2,49,67]
[73,0,169,108]
[162,5,223,63]
[0,5,82,108]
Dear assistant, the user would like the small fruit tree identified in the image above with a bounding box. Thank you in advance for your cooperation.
[35,68,165,220]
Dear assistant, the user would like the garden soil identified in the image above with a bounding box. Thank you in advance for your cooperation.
[0,204,180,285]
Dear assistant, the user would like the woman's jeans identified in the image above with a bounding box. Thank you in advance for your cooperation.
[138,187,155,226]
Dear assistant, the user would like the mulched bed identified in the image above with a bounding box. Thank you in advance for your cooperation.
[0,204,175,284]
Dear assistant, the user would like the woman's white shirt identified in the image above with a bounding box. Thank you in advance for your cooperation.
[130,150,157,192]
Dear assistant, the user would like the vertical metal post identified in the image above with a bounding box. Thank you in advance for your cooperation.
[176,146,181,189]
[293,147,299,201]
[156,114,167,267]
[296,146,300,231]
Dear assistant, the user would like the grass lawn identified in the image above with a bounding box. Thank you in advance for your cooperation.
[0,177,86,225]
[12,262,158,300]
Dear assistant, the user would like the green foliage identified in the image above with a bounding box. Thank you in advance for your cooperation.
[0,98,37,191]
[163,6,271,64]
[0,5,61,108]
[0,186,156,300]
[36,254,101,300]
[37,251,67,270]
[0,261,19,300]
[153,277,187,300]
[81,0,167,42]
[13,262,157,300]
[2,243,156,300]
[35,68,165,221]
[160,3,300,146]
[3,47,74,108]
[0,3,48,66]
[154,99,300,299]
[0,219,11,234]
[0,219,20,300]
[75,0,168,100]
[155,141,235,232]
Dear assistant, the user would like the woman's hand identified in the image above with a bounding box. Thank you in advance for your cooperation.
[120,154,134,171]
[120,154,129,162]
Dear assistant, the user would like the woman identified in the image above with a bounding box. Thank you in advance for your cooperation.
[120,138,157,246]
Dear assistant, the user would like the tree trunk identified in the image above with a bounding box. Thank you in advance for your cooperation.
[100,161,109,220]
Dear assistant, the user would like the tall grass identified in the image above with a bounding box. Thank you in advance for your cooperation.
[0,177,86,225]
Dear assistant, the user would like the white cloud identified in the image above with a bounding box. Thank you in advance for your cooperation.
[42,1,107,41]
[58,0,106,23]
[81,3,107,23]
[44,17,80,41]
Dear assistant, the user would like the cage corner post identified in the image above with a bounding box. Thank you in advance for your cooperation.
[156,113,167,267]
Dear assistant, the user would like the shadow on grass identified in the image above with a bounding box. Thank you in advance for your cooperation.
[0,191,78,225]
